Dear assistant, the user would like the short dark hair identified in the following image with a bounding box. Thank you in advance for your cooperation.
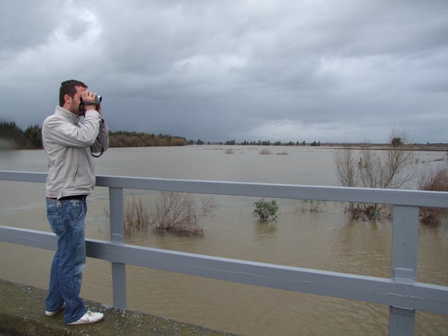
[59,80,87,107]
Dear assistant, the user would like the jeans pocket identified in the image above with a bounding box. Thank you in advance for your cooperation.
[66,200,86,222]
[47,201,64,235]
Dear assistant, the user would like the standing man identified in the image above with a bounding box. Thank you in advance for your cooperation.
[42,80,109,325]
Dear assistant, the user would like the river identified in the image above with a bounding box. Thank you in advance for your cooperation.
[0,146,447,335]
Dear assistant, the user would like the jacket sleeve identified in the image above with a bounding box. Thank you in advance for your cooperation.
[91,119,109,154]
[44,110,102,148]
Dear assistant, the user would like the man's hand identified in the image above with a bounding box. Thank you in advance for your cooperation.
[81,91,98,111]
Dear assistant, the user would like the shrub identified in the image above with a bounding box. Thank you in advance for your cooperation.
[299,200,327,213]
[259,148,271,155]
[253,199,279,222]
[124,195,150,234]
[276,150,289,155]
[105,193,216,236]
[150,192,216,236]
[419,165,448,225]
[104,195,150,235]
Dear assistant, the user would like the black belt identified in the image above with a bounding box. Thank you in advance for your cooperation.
[48,195,87,201]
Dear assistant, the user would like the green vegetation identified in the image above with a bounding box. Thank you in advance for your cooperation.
[109,131,187,147]
[189,139,205,145]
[253,199,279,222]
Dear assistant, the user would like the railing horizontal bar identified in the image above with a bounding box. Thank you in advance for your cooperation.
[1,171,447,208]
[0,171,47,183]
[1,226,447,315]
[0,225,56,250]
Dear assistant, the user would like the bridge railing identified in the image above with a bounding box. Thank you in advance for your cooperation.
[1,170,447,336]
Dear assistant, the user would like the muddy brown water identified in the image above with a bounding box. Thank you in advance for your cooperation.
[1,146,447,335]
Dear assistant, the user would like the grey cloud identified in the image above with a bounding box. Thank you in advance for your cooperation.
[0,1,55,53]
[0,0,447,143]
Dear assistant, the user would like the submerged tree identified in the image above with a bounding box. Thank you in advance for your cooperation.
[334,128,418,220]
[150,192,216,236]
[105,193,216,236]
[419,164,448,225]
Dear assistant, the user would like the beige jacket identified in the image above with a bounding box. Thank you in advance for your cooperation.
[42,106,109,199]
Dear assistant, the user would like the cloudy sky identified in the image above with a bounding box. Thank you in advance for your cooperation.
[1,0,447,143]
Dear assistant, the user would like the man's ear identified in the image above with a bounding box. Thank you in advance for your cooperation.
[64,94,72,104]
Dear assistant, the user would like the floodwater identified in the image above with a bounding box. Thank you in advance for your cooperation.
[0,146,447,335]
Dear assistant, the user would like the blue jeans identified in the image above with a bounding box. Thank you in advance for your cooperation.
[45,197,88,323]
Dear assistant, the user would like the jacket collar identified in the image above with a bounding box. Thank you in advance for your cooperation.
[55,106,81,123]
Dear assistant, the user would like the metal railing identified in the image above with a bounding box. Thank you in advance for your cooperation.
[1,170,448,335]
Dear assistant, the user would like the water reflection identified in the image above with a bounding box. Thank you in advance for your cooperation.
[328,218,392,277]
[254,222,278,240]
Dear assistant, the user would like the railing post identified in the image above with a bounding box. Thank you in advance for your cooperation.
[109,187,127,309]
[389,205,419,335]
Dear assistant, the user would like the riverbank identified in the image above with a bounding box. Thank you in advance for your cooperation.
[0,279,236,336]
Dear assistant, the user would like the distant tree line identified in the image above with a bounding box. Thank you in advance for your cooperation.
[0,122,42,149]
[109,131,187,147]
[0,122,188,149]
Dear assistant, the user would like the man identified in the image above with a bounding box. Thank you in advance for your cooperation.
[41,80,109,325]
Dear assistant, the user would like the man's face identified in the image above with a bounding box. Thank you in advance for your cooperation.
[66,86,88,115]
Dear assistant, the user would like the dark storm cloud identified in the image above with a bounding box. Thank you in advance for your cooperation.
[0,0,447,143]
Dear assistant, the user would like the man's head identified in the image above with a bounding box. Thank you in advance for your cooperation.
[59,80,88,115]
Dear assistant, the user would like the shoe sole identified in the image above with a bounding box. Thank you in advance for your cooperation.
[66,314,104,325]
[45,304,66,317]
